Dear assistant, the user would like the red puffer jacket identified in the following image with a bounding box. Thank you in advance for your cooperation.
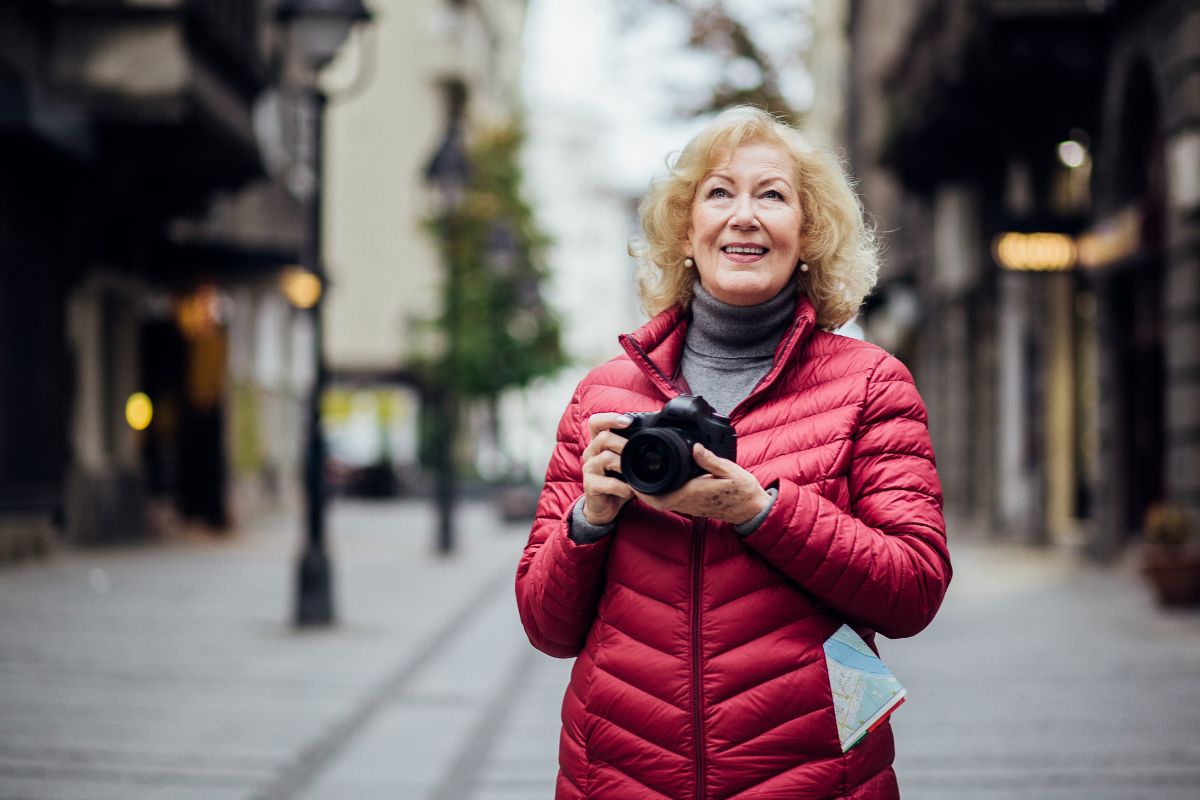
[516,294,951,800]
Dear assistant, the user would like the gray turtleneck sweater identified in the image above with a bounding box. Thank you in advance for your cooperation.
[570,282,794,543]
[681,281,796,416]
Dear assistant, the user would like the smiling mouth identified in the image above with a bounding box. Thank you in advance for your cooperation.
[722,245,768,255]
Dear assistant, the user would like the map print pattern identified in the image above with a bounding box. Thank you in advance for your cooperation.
[823,624,907,752]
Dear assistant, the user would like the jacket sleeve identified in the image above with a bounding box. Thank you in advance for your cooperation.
[743,354,951,639]
[515,383,613,658]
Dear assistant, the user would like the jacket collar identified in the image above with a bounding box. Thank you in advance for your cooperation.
[618,292,819,407]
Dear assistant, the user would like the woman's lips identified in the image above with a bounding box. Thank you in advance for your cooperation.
[721,244,769,264]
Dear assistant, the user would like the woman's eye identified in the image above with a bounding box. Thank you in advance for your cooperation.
[707,187,730,199]
[762,189,784,201]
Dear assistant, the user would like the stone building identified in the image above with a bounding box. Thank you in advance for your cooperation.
[833,0,1200,555]
[0,1,330,555]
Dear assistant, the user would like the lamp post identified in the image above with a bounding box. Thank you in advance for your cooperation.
[276,0,372,627]
[424,83,470,555]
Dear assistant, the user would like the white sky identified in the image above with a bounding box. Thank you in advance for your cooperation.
[522,0,813,194]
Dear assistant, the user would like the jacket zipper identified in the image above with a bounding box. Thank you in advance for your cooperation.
[619,333,684,399]
[691,517,708,800]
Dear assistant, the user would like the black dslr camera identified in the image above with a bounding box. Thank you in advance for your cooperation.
[612,395,737,495]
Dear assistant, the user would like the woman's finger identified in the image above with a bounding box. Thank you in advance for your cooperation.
[693,443,738,478]
[587,412,633,442]
[631,490,671,511]
[586,474,634,500]
[582,432,625,463]
[582,430,630,465]
[582,449,623,476]
[632,479,702,510]
[595,430,628,455]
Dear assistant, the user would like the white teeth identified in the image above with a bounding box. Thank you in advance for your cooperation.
[723,246,766,254]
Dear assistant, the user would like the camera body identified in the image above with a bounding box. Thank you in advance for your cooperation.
[613,395,737,495]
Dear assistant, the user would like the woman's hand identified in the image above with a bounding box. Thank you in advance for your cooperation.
[635,444,771,526]
[580,413,636,526]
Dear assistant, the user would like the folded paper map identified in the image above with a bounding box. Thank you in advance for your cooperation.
[823,624,907,752]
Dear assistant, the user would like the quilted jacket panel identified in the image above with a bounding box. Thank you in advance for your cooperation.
[516,294,951,799]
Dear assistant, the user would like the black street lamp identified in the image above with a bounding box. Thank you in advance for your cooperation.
[277,0,372,71]
[276,0,372,627]
[424,82,470,556]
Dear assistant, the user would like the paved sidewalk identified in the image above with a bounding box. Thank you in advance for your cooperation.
[885,535,1200,799]
[0,499,557,800]
[1,502,1199,799]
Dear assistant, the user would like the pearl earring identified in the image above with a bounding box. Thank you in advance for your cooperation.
[684,257,695,268]
[799,261,809,272]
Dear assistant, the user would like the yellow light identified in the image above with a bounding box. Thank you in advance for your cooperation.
[281,267,323,309]
[176,284,222,340]
[992,232,1077,272]
[126,392,153,431]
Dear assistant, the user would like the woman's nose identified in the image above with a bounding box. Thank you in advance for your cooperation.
[730,193,758,227]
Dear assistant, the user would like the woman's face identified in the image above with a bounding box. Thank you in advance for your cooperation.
[686,143,805,306]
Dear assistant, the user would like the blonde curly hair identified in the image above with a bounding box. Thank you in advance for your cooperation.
[633,106,879,330]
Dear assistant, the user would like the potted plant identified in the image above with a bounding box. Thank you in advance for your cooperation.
[1140,503,1200,607]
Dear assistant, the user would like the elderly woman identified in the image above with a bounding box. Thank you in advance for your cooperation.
[516,107,951,800]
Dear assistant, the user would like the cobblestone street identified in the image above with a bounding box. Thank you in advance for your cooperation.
[1,500,1198,799]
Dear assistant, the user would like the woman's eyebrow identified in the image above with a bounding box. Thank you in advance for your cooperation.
[755,174,794,188]
[703,171,793,188]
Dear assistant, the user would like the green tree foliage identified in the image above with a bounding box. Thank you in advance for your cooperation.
[423,123,565,400]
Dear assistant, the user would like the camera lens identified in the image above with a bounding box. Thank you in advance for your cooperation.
[621,429,693,495]
[638,440,669,481]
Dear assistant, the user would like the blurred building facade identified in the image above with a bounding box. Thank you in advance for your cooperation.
[0,0,326,557]
[320,0,529,490]
[828,0,1199,556]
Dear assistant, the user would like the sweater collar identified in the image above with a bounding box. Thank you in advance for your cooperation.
[619,285,818,402]
[686,281,797,359]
